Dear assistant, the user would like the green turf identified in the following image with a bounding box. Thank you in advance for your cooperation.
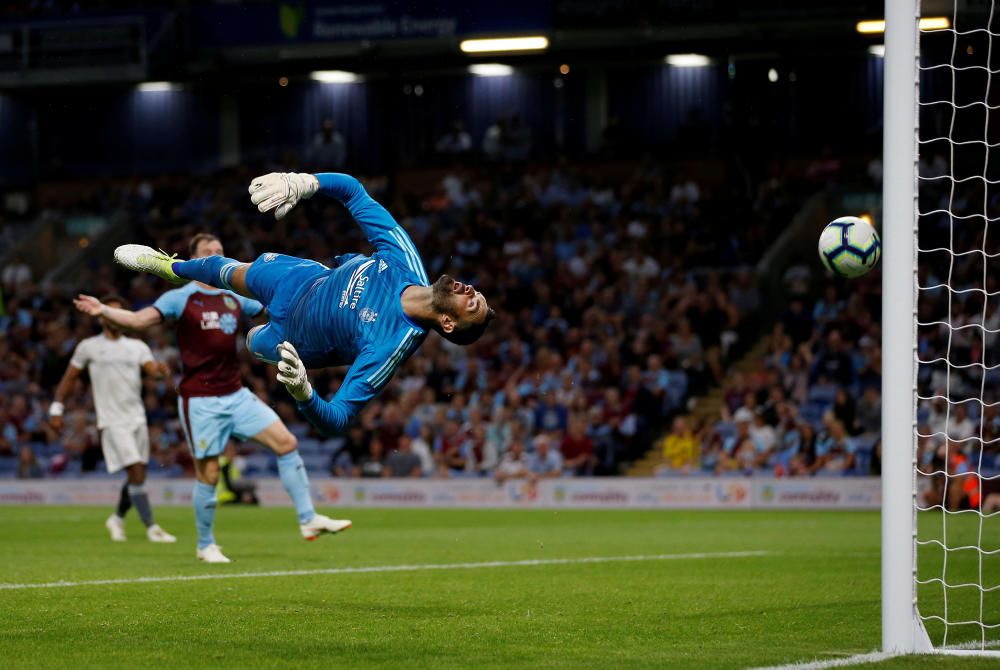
[0,506,995,669]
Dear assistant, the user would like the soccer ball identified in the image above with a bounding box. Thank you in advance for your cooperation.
[817,216,881,278]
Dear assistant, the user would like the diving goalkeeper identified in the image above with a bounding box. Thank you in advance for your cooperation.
[114,172,494,435]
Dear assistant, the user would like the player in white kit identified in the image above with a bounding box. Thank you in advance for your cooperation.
[50,294,176,543]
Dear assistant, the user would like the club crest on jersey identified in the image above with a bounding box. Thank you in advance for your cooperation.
[359,308,378,323]
[219,313,238,334]
[378,260,388,273]
[223,296,238,311]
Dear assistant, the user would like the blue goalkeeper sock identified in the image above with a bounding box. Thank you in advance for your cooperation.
[193,481,217,549]
[277,450,315,524]
[173,256,242,291]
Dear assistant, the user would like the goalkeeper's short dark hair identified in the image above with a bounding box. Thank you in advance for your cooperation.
[442,308,496,346]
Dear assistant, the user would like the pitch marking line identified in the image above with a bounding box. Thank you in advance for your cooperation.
[0,550,770,591]
[750,639,1000,669]
[749,652,891,670]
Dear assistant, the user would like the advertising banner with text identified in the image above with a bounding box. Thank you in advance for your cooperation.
[0,477,882,509]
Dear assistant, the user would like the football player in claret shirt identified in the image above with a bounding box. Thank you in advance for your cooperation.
[75,234,350,564]
[112,172,494,436]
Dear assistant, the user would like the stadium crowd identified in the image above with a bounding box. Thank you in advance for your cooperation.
[658,273,886,478]
[0,156,793,480]
[652,151,1000,487]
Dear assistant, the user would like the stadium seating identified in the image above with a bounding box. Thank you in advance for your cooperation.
[0,157,812,480]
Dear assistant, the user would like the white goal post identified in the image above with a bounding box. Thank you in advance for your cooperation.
[883,0,1000,657]
[881,0,926,654]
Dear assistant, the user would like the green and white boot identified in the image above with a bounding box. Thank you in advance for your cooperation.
[113,245,186,285]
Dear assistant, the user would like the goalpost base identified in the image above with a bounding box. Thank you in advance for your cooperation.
[911,613,933,654]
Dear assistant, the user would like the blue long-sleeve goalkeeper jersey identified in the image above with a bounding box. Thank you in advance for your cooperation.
[284,173,430,435]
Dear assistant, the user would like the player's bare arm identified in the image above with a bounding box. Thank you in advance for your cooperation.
[141,360,171,380]
[74,294,164,330]
[49,362,83,431]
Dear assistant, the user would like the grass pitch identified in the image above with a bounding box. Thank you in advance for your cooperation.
[0,506,996,669]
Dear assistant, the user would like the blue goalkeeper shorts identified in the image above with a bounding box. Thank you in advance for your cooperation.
[244,253,329,365]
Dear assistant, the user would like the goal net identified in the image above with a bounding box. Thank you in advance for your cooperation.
[899,0,1000,656]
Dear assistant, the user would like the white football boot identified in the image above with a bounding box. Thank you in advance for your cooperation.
[113,244,186,284]
[196,543,232,563]
[300,514,352,541]
[146,524,177,543]
[105,514,127,542]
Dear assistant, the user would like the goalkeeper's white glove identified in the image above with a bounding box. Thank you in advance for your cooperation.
[248,172,320,220]
[276,341,314,402]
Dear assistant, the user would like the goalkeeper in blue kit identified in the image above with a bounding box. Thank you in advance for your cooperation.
[114,172,494,435]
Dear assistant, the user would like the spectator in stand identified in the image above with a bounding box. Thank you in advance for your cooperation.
[855,385,881,439]
[410,423,436,477]
[2,254,32,295]
[435,120,472,156]
[728,270,761,324]
[717,407,763,474]
[308,118,346,171]
[17,445,42,479]
[384,434,423,478]
[811,330,855,389]
[436,419,468,477]
[749,411,777,462]
[495,440,530,484]
[781,298,815,347]
[813,419,855,475]
[482,117,507,161]
[464,422,498,477]
[527,435,563,478]
[534,391,569,435]
[832,389,856,435]
[355,437,385,478]
[812,284,845,325]
[723,372,751,416]
[623,247,660,283]
[948,403,975,442]
[657,417,699,473]
[331,424,369,477]
[560,415,595,476]
[62,410,102,471]
[783,349,812,406]
[922,445,990,512]
[764,324,793,372]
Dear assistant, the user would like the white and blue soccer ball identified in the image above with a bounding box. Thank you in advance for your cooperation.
[817,216,881,278]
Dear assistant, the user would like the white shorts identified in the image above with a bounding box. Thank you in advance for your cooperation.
[100,423,150,474]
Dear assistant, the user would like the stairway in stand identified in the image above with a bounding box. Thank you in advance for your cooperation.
[625,337,770,476]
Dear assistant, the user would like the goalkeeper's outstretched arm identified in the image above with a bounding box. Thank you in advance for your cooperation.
[275,341,374,436]
[249,171,428,284]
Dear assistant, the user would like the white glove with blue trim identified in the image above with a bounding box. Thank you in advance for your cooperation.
[276,341,313,402]
[248,172,320,220]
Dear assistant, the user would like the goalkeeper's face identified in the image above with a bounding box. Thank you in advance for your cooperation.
[431,274,494,344]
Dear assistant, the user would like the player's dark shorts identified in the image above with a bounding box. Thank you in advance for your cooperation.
[244,253,329,364]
